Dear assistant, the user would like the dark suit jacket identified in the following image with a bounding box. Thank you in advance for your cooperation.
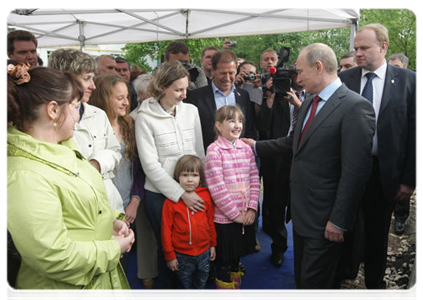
[339,65,416,201]
[256,84,375,238]
[256,95,291,181]
[185,84,258,152]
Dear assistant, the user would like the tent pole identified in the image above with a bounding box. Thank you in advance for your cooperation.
[349,19,358,51]
[78,20,86,51]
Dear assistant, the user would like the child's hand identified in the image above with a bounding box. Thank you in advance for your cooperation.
[210,247,216,261]
[167,259,179,272]
[244,209,256,226]
[233,214,245,224]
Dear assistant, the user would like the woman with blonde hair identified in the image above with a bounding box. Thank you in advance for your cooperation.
[135,60,205,288]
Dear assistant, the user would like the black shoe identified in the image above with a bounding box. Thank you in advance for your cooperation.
[271,252,284,268]
[239,261,246,274]
[369,292,392,300]
[395,221,405,235]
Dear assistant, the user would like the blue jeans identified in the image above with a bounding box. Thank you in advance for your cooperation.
[144,190,177,288]
[175,249,210,289]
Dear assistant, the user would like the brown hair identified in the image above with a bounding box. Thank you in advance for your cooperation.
[149,61,189,100]
[90,74,136,162]
[201,46,218,59]
[211,50,237,70]
[8,66,83,131]
[214,105,244,138]
[173,155,205,185]
[7,30,38,55]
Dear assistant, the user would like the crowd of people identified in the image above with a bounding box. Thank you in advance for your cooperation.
[7,22,415,290]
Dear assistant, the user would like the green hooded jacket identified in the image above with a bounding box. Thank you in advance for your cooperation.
[7,127,129,289]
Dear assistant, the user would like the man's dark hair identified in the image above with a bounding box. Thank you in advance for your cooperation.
[115,56,130,68]
[211,50,237,70]
[201,46,218,59]
[341,51,356,62]
[165,41,190,60]
[7,30,38,54]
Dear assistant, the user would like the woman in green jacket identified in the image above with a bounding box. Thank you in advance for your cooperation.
[7,64,134,289]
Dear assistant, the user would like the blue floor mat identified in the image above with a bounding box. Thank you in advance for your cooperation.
[126,214,296,290]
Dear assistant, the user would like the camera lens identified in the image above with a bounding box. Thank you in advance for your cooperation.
[244,73,256,81]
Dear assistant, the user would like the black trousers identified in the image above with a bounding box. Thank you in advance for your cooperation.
[362,158,395,289]
[293,228,342,289]
[262,178,289,255]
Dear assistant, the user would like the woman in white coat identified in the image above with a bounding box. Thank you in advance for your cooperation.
[135,61,205,288]
[49,49,124,213]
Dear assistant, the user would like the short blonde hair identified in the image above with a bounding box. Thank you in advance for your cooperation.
[358,23,389,49]
[149,61,189,100]
[48,48,97,75]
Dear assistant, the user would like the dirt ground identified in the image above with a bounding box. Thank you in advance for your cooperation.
[341,193,416,289]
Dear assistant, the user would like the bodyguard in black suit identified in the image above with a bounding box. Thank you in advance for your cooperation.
[185,50,258,151]
[339,23,416,289]
[245,43,375,289]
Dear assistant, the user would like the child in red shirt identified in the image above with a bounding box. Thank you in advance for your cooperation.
[161,155,217,289]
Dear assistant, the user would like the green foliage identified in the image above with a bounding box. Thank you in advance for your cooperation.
[359,9,416,70]
[122,9,416,72]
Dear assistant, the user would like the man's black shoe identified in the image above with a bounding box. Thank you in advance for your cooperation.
[395,221,405,235]
[271,252,284,268]
[370,292,392,300]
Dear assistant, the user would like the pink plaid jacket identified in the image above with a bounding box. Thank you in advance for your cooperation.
[205,135,260,224]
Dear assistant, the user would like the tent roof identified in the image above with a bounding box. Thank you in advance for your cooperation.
[7,9,359,48]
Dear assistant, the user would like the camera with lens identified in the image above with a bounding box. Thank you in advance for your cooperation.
[179,60,199,83]
[228,40,237,48]
[262,46,297,96]
[243,72,256,81]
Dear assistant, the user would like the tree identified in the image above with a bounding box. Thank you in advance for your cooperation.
[122,9,416,72]
[359,9,416,70]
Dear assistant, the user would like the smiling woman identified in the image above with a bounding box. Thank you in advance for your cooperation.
[134,60,206,288]
[49,49,125,214]
[7,66,134,289]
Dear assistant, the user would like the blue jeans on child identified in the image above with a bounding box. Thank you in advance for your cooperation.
[175,249,210,289]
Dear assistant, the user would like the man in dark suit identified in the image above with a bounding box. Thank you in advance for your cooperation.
[256,52,305,267]
[185,49,258,151]
[339,23,416,289]
[244,43,375,288]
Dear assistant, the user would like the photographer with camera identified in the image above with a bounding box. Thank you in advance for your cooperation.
[164,41,208,91]
[235,61,263,116]
[256,48,302,268]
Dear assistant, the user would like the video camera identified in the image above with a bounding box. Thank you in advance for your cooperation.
[262,46,297,95]
[179,60,199,83]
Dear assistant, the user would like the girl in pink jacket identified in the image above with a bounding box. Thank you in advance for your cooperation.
[204,105,260,289]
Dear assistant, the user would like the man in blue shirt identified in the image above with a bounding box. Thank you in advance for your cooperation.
[185,49,258,152]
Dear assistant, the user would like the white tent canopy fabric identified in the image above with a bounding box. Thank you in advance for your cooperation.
[7,9,359,49]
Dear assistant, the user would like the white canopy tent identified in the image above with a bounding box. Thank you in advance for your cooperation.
[7,9,359,49]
